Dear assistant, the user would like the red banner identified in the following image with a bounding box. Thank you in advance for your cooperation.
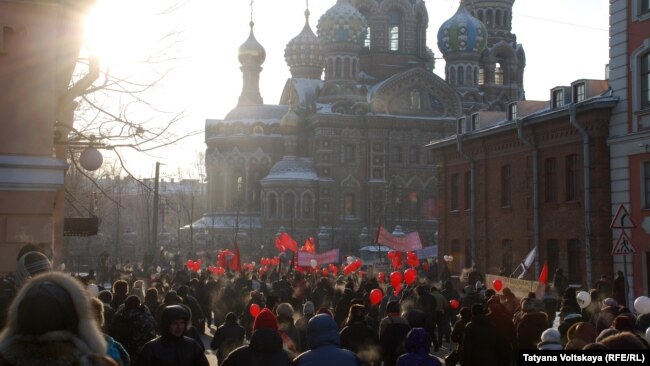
[376,226,423,252]
[297,249,340,267]
[275,232,298,253]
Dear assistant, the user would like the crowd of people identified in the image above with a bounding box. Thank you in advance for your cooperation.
[0,245,648,366]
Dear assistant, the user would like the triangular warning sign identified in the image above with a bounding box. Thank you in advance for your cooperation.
[610,204,636,229]
[611,231,637,255]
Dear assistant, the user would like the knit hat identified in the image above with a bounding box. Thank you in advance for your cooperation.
[602,297,618,308]
[303,301,315,315]
[15,251,51,288]
[253,308,278,331]
[537,328,563,350]
[276,302,294,318]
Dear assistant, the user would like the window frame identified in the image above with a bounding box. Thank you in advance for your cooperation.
[388,9,401,51]
[544,157,558,203]
[642,52,650,109]
[566,154,580,202]
[552,89,564,109]
[573,82,586,103]
[644,161,650,209]
[451,174,459,211]
[343,144,356,164]
[507,103,517,121]
[391,146,403,164]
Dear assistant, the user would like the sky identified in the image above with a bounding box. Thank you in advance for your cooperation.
[84,0,610,179]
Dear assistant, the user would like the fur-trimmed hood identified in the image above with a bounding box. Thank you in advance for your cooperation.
[0,271,107,357]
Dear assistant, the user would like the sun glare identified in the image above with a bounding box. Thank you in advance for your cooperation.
[84,0,161,69]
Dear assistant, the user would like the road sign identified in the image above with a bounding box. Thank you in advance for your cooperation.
[612,231,637,255]
[610,204,636,229]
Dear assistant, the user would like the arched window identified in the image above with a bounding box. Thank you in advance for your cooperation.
[467,67,473,86]
[449,66,456,85]
[302,193,313,219]
[335,58,342,78]
[474,67,479,86]
[415,14,425,56]
[344,193,356,217]
[477,9,484,22]
[495,62,504,85]
[344,58,351,79]
[364,26,371,48]
[495,9,502,26]
[388,9,401,51]
[352,59,357,78]
[267,193,278,218]
[457,66,465,86]
[327,58,334,79]
[283,192,296,219]
[486,9,493,27]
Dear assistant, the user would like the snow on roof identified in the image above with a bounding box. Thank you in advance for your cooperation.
[263,156,319,182]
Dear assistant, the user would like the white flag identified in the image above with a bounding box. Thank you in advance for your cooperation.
[517,247,537,279]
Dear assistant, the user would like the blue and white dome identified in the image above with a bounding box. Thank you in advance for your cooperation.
[437,5,487,56]
[317,0,367,47]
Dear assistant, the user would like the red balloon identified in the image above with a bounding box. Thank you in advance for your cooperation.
[186,260,193,270]
[370,288,383,305]
[393,283,403,296]
[249,303,261,317]
[422,261,430,271]
[493,279,503,292]
[404,268,417,285]
[321,268,329,277]
[378,272,386,284]
[449,299,460,310]
[390,271,403,288]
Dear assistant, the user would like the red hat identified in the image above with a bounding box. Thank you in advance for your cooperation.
[253,308,278,331]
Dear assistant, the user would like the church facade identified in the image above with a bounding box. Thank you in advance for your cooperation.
[201,0,525,259]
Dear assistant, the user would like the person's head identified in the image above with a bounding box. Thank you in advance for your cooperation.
[307,313,340,349]
[14,251,51,288]
[161,305,190,338]
[471,303,487,317]
[599,331,649,350]
[112,280,129,295]
[459,307,472,320]
[275,302,294,321]
[124,295,141,310]
[2,271,107,355]
[347,304,366,323]
[386,301,400,315]
[225,312,237,323]
[176,285,189,298]
[253,308,279,333]
[145,287,158,302]
[538,328,563,350]
[404,328,431,354]
[97,290,113,305]
[164,290,180,304]
[303,301,315,316]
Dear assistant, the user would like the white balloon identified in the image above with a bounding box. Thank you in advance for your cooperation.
[59,263,66,271]
[576,291,591,309]
[347,256,354,265]
[443,255,449,261]
[634,296,650,315]
[310,259,318,269]
[251,261,256,267]
[87,283,99,296]
[156,266,162,273]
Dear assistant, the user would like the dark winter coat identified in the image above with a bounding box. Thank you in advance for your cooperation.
[516,311,548,350]
[379,316,411,366]
[292,314,361,366]
[339,320,379,354]
[109,304,157,361]
[135,305,209,366]
[221,328,292,366]
[460,314,512,366]
[396,328,441,366]
[210,314,245,364]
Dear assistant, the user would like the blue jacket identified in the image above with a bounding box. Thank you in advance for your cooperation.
[396,328,441,366]
[292,314,361,366]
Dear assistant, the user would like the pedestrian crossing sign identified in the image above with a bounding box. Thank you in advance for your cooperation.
[611,231,637,255]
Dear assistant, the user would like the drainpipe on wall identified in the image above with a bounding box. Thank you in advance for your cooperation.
[516,118,540,278]
[457,133,477,267]
[569,103,592,287]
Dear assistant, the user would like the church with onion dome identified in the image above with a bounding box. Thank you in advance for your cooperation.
[199,0,526,258]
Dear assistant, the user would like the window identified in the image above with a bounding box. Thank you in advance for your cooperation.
[283,193,295,219]
[267,193,277,218]
[642,53,650,108]
[464,171,471,210]
[567,239,580,283]
[544,158,557,202]
[502,240,513,274]
[495,62,504,85]
[409,147,419,164]
[457,66,464,86]
[252,125,264,135]
[643,0,650,14]
[364,27,371,48]
[546,239,559,277]
[457,117,465,134]
[388,10,401,51]
[573,82,586,102]
[344,193,355,217]
[501,165,512,207]
[302,194,313,219]
[343,144,355,163]
[408,190,420,218]
[451,174,459,211]
[426,149,435,165]
[391,146,402,163]
[508,103,517,121]
[552,89,564,108]
[372,168,383,179]
[478,68,485,85]
[471,113,480,131]
[645,161,650,208]
[566,154,580,201]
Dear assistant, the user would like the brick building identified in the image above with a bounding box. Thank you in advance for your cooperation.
[608,0,650,303]
[428,80,617,286]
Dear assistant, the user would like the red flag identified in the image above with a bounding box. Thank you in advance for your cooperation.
[538,261,548,284]
[233,241,241,273]
[275,235,285,252]
[280,232,298,253]
[375,224,382,244]
[300,237,316,253]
